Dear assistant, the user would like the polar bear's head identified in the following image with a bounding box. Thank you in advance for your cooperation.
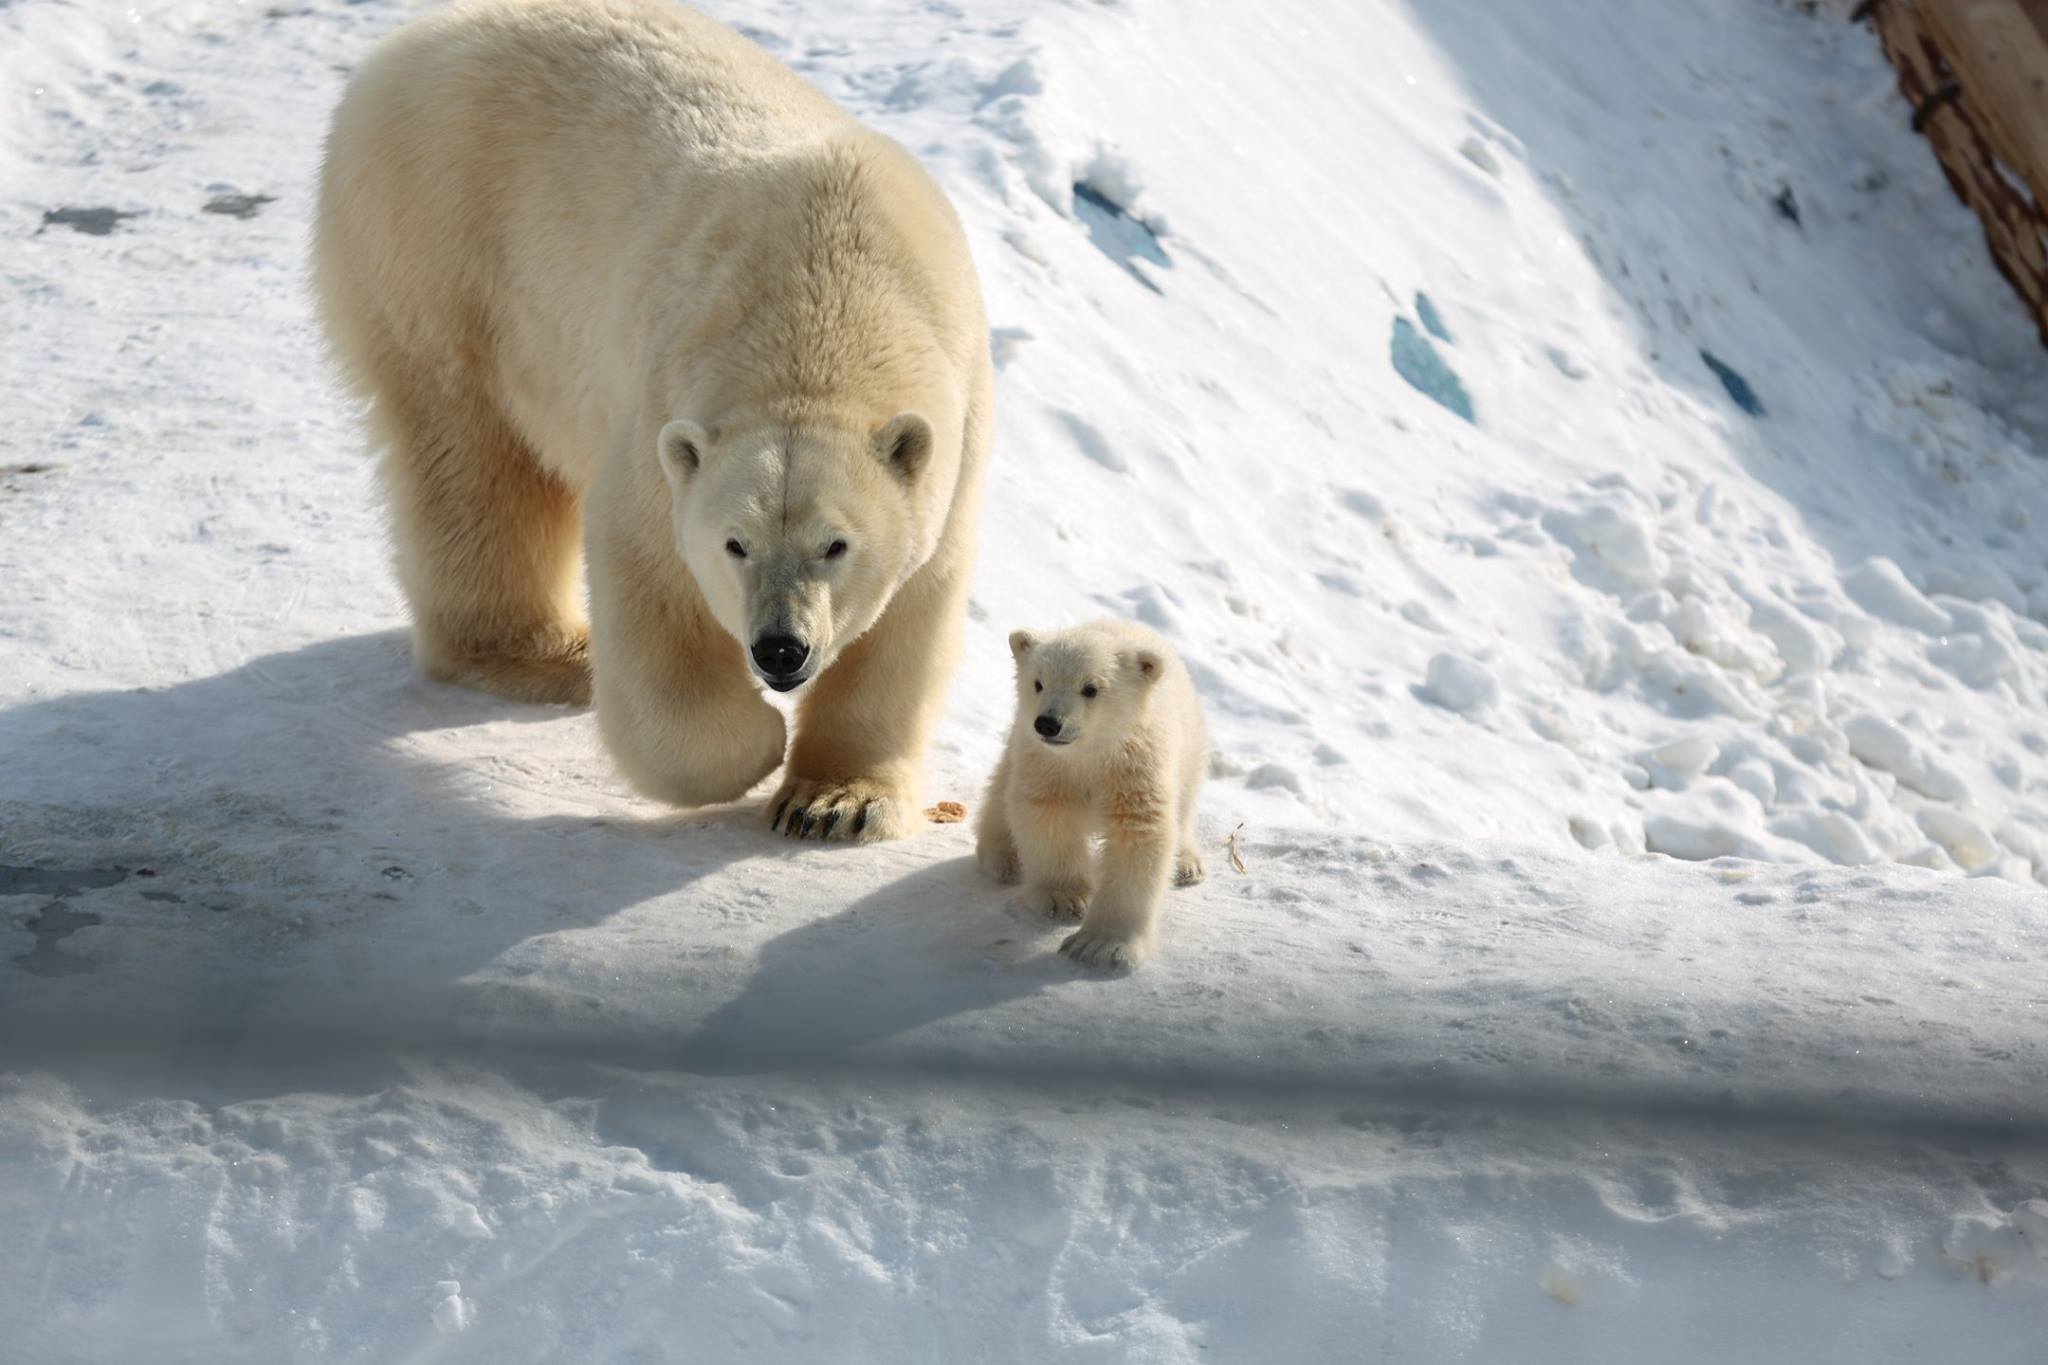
[657,412,945,691]
[1006,626,1163,754]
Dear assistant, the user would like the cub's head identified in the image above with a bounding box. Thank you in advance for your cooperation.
[657,411,945,691]
[1007,626,1163,754]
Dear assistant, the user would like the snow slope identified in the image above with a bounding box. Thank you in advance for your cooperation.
[4,0,2048,1359]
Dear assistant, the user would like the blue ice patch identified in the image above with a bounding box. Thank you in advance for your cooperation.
[1072,182,1171,295]
[1391,316,1475,423]
[1416,291,1453,343]
[1699,349,1765,417]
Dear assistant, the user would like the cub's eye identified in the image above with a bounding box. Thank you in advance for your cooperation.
[725,539,746,559]
[825,539,848,559]
[1081,684,1099,699]
[1033,680,1042,693]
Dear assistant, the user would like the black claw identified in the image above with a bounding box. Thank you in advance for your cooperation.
[798,810,819,839]
[786,805,806,838]
[772,797,790,830]
[818,809,841,839]
[850,803,870,837]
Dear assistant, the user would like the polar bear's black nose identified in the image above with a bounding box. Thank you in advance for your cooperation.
[752,634,810,679]
[1034,714,1062,738]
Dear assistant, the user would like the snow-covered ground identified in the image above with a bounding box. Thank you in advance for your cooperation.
[4,0,2048,1358]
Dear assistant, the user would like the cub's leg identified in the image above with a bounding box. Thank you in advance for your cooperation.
[1173,791,1206,887]
[1014,798,1094,922]
[374,372,590,705]
[1062,811,1173,970]
[975,747,1021,884]
[1174,734,1207,886]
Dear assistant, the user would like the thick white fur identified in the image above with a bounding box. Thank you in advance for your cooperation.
[976,620,1208,970]
[313,0,993,840]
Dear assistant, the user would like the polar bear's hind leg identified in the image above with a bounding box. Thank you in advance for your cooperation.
[373,368,592,707]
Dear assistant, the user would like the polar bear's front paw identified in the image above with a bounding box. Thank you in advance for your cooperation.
[769,776,916,843]
[1023,882,1089,922]
[1059,925,1149,971]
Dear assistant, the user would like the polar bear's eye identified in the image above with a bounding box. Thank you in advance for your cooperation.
[1033,680,1042,693]
[1081,685,1099,699]
[825,539,848,559]
[725,539,746,559]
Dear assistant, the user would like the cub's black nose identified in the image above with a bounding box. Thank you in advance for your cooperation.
[1034,714,1062,738]
[752,634,810,679]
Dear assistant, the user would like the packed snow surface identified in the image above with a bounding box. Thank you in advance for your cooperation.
[4,0,2048,1359]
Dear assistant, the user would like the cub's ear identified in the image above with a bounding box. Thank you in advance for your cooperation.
[1125,648,1164,684]
[1008,629,1037,660]
[656,419,708,490]
[876,412,933,483]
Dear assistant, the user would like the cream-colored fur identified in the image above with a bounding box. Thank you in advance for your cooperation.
[313,0,993,839]
[976,620,1208,970]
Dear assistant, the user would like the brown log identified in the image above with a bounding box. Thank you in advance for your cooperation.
[1873,0,2048,345]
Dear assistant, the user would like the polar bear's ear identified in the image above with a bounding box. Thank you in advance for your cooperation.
[1125,649,1164,684]
[656,420,708,489]
[1008,629,1036,660]
[876,412,933,483]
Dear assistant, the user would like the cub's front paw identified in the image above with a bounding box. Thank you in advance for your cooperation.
[1023,882,1089,922]
[1059,925,1150,971]
[977,841,1022,885]
[769,776,917,843]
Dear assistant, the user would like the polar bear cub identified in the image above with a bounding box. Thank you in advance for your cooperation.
[976,620,1207,969]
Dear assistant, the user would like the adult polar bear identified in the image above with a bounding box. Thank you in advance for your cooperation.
[314,0,993,841]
